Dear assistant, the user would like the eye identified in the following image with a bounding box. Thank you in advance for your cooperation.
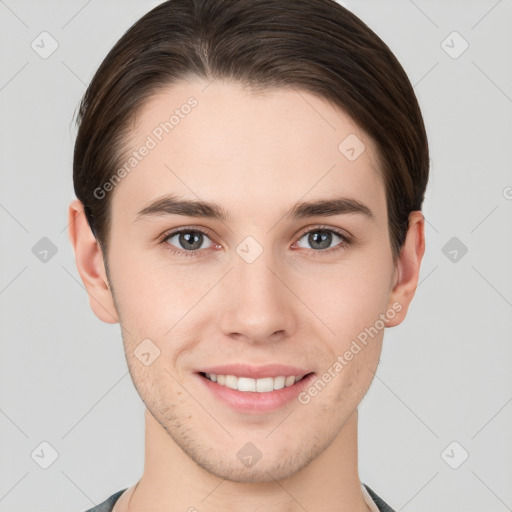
[159,225,351,257]
[293,226,351,255]
[161,228,215,256]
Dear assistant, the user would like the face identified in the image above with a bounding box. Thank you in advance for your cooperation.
[98,79,402,483]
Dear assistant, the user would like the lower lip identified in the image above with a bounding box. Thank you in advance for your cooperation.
[195,372,316,414]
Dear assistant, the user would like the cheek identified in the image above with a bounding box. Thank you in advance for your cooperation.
[108,251,194,332]
[297,260,392,341]
[125,354,190,422]
[333,349,380,407]
[111,258,213,375]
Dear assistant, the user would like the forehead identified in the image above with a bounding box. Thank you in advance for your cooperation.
[111,79,386,226]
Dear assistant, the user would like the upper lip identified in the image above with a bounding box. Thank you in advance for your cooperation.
[196,364,314,379]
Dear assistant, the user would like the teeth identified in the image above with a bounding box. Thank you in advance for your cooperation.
[239,377,256,392]
[256,377,273,392]
[225,375,238,390]
[204,373,307,392]
[285,375,295,387]
[273,376,286,389]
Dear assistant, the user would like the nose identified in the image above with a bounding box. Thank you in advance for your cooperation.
[217,249,298,345]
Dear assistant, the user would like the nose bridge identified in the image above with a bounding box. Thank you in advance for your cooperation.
[234,241,282,312]
[236,245,278,299]
[218,236,297,342]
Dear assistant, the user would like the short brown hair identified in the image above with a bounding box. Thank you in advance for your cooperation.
[73,0,429,262]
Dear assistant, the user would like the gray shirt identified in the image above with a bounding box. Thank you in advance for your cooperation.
[82,483,396,512]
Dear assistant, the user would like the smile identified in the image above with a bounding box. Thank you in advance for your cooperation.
[200,372,309,393]
[196,369,316,414]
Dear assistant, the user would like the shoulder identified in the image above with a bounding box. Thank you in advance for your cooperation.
[82,489,128,512]
[362,483,397,512]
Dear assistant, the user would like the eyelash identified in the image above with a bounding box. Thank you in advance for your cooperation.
[158,225,352,258]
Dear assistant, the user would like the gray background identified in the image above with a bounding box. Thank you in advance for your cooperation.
[1,1,511,511]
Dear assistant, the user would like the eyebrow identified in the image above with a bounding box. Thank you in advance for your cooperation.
[134,193,375,223]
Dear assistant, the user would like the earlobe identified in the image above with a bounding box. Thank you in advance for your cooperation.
[67,199,119,324]
[386,211,425,328]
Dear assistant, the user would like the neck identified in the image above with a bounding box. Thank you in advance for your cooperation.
[117,408,370,512]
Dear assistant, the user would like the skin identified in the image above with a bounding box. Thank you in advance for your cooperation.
[68,79,425,512]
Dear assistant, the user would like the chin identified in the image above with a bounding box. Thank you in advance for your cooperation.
[198,457,304,484]
[183,436,321,484]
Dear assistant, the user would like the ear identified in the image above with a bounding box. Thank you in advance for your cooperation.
[385,211,425,327]
[67,199,119,324]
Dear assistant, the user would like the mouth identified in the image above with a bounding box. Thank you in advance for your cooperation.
[194,368,316,414]
[198,372,313,393]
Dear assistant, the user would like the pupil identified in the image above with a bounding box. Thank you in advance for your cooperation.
[181,231,202,250]
[310,231,331,250]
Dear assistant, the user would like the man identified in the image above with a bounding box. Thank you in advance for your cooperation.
[68,1,428,510]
